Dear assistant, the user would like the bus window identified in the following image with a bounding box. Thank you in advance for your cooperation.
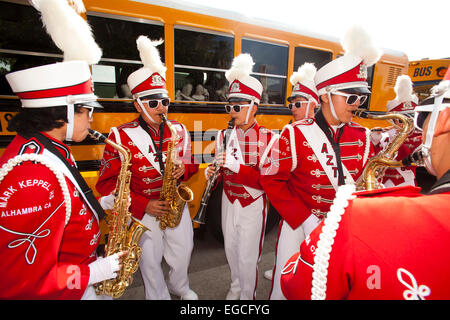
[87,13,164,99]
[293,46,332,70]
[174,27,234,103]
[242,38,288,105]
[0,1,62,96]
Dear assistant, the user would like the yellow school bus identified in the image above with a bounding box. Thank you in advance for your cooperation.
[0,0,409,239]
[408,58,450,101]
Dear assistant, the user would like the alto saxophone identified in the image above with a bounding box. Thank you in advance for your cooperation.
[352,110,415,191]
[89,129,149,299]
[157,115,194,230]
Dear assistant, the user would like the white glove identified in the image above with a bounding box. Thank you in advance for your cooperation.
[99,193,115,210]
[370,130,383,146]
[223,154,240,173]
[88,254,121,285]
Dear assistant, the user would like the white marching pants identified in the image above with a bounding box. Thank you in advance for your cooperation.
[269,214,321,300]
[138,205,194,300]
[222,193,267,300]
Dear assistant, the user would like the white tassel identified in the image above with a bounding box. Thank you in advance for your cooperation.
[394,75,417,103]
[341,25,382,67]
[136,35,166,76]
[33,0,102,64]
[290,62,316,85]
[225,53,254,83]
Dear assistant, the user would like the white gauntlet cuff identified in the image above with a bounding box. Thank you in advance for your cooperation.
[88,254,120,285]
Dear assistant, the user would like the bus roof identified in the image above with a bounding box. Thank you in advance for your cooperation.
[133,0,405,57]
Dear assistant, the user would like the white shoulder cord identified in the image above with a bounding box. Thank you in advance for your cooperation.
[0,153,72,225]
[362,128,371,167]
[311,184,356,300]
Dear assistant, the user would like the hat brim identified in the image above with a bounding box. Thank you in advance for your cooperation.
[228,97,252,103]
[340,87,371,94]
[140,93,170,100]
[77,100,103,109]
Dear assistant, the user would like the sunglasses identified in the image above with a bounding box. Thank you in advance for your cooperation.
[142,98,170,108]
[332,92,368,105]
[287,101,310,110]
[224,104,252,113]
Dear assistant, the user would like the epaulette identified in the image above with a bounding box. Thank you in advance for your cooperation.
[292,118,315,126]
[117,120,139,131]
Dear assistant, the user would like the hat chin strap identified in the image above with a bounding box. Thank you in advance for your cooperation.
[244,100,255,125]
[65,104,74,141]
[304,101,311,119]
[137,97,158,124]
[327,92,342,124]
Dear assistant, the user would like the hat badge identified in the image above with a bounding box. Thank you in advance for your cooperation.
[151,74,164,87]
[230,82,241,93]
[357,64,368,80]
[293,83,300,91]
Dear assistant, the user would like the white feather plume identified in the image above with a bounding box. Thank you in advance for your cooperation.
[431,80,450,96]
[34,0,102,64]
[290,63,316,85]
[341,25,382,66]
[225,53,254,82]
[29,0,86,13]
[394,75,417,103]
[136,36,166,75]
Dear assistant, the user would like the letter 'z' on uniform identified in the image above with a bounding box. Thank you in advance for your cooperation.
[95,35,199,300]
[260,25,379,300]
[0,0,124,300]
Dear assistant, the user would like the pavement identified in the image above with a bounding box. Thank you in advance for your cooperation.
[118,222,279,300]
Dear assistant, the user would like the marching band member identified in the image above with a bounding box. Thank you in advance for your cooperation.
[206,53,278,300]
[0,0,122,299]
[95,36,199,300]
[263,62,320,284]
[371,75,422,187]
[280,78,450,300]
[260,25,378,300]
[287,63,319,121]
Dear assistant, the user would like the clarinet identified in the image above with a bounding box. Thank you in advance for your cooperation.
[193,118,235,224]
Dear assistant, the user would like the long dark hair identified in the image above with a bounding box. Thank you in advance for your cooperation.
[8,106,83,136]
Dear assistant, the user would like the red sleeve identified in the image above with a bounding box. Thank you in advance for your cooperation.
[0,162,90,299]
[259,127,311,229]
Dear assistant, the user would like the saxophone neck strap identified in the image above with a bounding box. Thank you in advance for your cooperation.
[138,116,165,174]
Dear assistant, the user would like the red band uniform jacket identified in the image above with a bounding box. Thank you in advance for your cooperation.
[260,112,375,229]
[95,117,198,220]
[0,134,100,299]
[216,122,278,208]
[281,173,450,299]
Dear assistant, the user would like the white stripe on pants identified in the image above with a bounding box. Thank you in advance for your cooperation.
[222,193,267,300]
[138,205,194,300]
[269,214,321,300]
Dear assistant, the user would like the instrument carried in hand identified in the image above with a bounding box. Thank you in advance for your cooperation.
[157,114,194,230]
[193,118,235,224]
[352,110,416,191]
[88,129,148,299]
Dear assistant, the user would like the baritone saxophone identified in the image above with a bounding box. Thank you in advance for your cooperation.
[88,129,149,299]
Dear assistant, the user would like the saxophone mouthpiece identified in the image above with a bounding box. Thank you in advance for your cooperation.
[352,109,369,119]
[88,129,106,143]
[401,148,425,166]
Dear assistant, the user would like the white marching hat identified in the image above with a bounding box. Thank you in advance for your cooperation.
[127,36,168,100]
[315,25,382,95]
[386,75,418,112]
[4,0,102,141]
[226,53,263,104]
[288,63,318,103]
